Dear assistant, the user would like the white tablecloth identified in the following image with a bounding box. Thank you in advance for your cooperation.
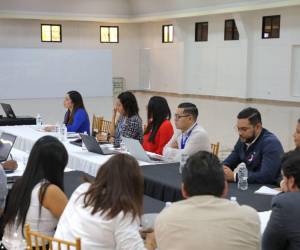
[0,125,152,177]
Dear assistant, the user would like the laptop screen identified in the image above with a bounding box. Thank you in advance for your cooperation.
[0,133,16,162]
[1,103,16,119]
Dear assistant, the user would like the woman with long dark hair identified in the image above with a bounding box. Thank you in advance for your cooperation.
[64,90,90,134]
[2,136,68,248]
[143,96,174,155]
[54,154,155,249]
[102,91,143,147]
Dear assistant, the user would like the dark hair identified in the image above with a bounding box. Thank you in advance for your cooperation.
[237,107,262,126]
[3,136,68,233]
[178,102,198,120]
[144,96,171,143]
[281,150,300,188]
[118,91,139,118]
[83,154,144,220]
[182,151,225,197]
[64,90,88,125]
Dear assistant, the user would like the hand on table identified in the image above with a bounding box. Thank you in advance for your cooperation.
[224,165,235,182]
[2,160,18,171]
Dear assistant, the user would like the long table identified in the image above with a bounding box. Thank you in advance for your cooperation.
[64,171,165,214]
[2,125,276,213]
[0,125,153,176]
[141,163,275,212]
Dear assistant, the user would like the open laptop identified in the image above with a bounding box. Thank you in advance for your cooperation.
[80,134,118,155]
[1,103,16,119]
[122,137,166,163]
[0,132,17,163]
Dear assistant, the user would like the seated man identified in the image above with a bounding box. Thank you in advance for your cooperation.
[155,151,260,250]
[223,107,283,184]
[262,150,300,250]
[163,103,210,161]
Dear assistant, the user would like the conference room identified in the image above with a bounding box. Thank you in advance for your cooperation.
[0,1,300,250]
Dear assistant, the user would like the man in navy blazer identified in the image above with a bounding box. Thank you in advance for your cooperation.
[262,150,300,250]
[223,107,284,184]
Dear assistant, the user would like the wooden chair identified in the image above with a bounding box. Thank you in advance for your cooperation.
[25,224,81,250]
[211,142,220,156]
[92,115,104,135]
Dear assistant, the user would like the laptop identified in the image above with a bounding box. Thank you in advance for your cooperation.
[80,134,118,155]
[121,137,166,163]
[1,103,16,119]
[0,132,17,163]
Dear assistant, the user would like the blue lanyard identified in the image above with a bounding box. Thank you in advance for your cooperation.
[181,123,197,149]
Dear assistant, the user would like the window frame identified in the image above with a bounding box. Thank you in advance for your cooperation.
[41,24,62,43]
[224,19,239,41]
[162,24,174,43]
[100,26,119,44]
[262,15,281,39]
[195,22,208,42]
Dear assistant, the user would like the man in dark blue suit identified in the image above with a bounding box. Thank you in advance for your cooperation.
[223,107,284,184]
[262,150,300,250]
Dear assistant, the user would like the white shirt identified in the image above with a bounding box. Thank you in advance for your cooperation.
[3,182,58,248]
[54,183,146,250]
[163,123,211,161]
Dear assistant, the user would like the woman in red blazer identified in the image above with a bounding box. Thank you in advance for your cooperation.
[143,96,174,155]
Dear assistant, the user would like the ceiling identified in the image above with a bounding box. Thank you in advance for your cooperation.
[0,0,299,23]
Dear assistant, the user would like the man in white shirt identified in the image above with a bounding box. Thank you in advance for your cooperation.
[163,102,210,161]
[154,151,261,250]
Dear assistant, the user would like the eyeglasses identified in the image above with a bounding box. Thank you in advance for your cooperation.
[174,114,191,120]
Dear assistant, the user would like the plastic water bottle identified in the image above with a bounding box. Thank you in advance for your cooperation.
[55,122,60,133]
[60,124,67,142]
[36,114,42,128]
[82,131,88,151]
[179,153,189,174]
[238,162,248,190]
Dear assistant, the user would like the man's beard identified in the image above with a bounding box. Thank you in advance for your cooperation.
[240,132,256,144]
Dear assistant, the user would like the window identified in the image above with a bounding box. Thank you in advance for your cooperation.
[162,25,173,43]
[262,15,280,39]
[100,26,119,43]
[224,19,239,41]
[41,24,62,42]
[195,22,208,42]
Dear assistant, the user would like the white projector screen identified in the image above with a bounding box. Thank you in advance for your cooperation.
[0,48,112,99]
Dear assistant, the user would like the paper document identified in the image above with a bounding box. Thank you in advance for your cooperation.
[254,186,280,196]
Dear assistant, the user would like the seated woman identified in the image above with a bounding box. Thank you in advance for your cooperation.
[143,96,174,155]
[64,90,90,134]
[54,154,155,250]
[2,136,68,249]
[102,91,143,147]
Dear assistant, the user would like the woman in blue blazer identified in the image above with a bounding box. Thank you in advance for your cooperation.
[64,91,90,134]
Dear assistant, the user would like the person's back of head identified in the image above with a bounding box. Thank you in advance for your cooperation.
[117,91,139,118]
[3,136,68,232]
[178,102,198,121]
[182,151,225,198]
[83,154,144,220]
[281,150,300,192]
[145,96,171,142]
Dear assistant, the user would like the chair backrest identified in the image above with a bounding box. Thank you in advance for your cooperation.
[211,142,220,156]
[92,115,104,134]
[25,224,81,250]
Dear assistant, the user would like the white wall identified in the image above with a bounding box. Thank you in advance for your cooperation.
[138,5,300,101]
[0,19,140,123]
